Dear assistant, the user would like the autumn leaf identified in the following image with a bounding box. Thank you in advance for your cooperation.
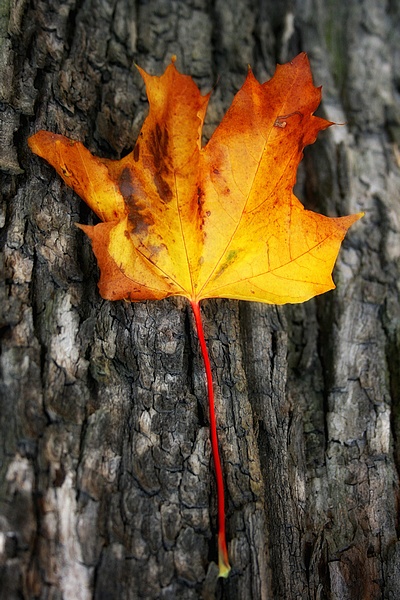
[28,53,362,578]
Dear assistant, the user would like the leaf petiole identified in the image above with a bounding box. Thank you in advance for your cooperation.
[190,301,231,578]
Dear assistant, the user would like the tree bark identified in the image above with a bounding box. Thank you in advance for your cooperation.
[1,0,400,598]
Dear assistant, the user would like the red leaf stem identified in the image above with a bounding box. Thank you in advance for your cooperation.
[190,300,231,578]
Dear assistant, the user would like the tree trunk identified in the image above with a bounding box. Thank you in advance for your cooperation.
[1,0,400,598]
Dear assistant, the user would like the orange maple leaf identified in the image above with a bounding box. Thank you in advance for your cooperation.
[28,53,362,578]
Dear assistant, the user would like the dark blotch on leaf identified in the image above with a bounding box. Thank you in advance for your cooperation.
[119,167,135,197]
[153,173,173,202]
[119,167,155,234]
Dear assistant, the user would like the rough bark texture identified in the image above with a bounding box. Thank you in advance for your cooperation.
[1,0,400,598]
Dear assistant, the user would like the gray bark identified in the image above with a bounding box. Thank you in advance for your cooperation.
[1,0,400,598]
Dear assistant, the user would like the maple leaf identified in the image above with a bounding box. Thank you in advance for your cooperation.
[28,53,362,578]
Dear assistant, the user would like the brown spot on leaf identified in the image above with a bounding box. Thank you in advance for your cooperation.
[195,186,208,231]
[150,123,169,171]
[133,143,140,162]
[118,167,155,235]
[154,173,173,202]
[127,201,155,235]
[147,123,173,203]
[119,167,135,198]
[197,186,205,207]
